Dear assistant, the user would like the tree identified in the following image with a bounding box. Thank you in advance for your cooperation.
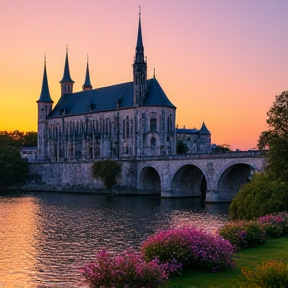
[176,139,187,154]
[213,144,231,153]
[0,130,34,188]
[229,173,288,220]
[229,91,288,219]
[23,132,37,147]
[92,160,121,190]
[258,92,288,180]
[0,130,37,148]
[0,146,29,187]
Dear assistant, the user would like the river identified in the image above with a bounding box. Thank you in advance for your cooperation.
[0,191,229,287]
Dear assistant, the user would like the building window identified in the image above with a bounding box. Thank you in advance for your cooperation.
[151,137,156,146]
[150,118,157,132]
[126,117,129,138]
[122,120,125,139]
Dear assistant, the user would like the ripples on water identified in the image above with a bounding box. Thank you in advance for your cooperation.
[0,191,229,287]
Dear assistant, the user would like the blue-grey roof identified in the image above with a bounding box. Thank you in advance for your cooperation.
[48,78,175,118]
[176,128,199,134]
[37,62,53,103]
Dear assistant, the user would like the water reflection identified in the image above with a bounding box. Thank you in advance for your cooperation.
[0,191,229,287]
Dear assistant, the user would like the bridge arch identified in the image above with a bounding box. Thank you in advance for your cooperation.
[216,163,255,201]
[170,164,207,198]
[138,166,161,193]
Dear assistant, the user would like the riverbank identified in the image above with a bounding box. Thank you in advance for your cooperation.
[168,236,288,288]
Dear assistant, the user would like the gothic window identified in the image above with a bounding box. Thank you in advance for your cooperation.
[130,119,133,137]
[151,136,156,146]
[126,117,129,138]
[105,118,109,136]
[122,120,125,139]
[150,118,157,132]
[161,111,165,131]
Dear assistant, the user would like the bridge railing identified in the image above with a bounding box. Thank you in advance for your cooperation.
[131,150,267,161]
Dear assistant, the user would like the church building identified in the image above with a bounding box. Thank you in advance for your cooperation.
[36,11,211,162]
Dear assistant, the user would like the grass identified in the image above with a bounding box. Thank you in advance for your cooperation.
[167,236,288,288]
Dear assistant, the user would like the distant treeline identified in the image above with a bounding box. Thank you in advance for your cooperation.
[0,131,37,148]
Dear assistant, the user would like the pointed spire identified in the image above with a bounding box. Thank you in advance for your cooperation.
[135,6,144,63]
[82,55,93,91]
[60,45,74,84]
[199,122,211,135]
[133,7,147,106]
[137,6,143,48]
[37,55,53,103]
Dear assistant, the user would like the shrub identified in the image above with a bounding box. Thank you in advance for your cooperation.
[258,212,287,238]
[92,160,121,189]
[218,220,267,251]
[141,226,234,272]
[229,173,288,220]
[258,212,288,238]
[80,249,168,288]
[240,260,288,288]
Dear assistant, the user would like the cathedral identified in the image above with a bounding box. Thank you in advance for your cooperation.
[36,11,211,162]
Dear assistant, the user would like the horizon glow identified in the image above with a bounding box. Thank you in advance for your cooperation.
[0,0,287,151]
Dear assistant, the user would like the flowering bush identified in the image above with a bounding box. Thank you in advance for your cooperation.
[141,226,234,272]
[80,249,168,288]
[240,260,288,288]
[258,212,288,238]
[218,220,267,251]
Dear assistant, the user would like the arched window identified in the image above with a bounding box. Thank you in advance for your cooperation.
[122,120,125,139]
[126,117,129,138]
[150,118,157,132]
[151,136,156,146]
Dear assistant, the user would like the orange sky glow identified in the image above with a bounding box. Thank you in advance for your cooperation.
[0,0,287,151]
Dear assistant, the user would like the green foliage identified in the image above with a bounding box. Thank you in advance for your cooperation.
[0,146,29,187]
[218,220,267,251]
[213,144,231,153]
[229,173,288,220]
[92,160,121,189]
[176,139,187,154]
[240,260,288,288]
[0,130,37,148]
[258,91,288,180]
[230,91,288,220]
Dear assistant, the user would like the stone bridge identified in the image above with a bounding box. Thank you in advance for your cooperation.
[135,151,266,202]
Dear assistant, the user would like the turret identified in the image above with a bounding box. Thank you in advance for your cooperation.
[36,56,54,161]
[82,56,93,91]
[59,46,74,95]
[199,122,211,135]
[133,7,147,106]
[37,56,53,121]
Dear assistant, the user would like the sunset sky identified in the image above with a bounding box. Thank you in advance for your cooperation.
[0,0,287,151]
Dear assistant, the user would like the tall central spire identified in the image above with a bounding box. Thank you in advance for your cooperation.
[133,6,147,106]
[135,7,144,63]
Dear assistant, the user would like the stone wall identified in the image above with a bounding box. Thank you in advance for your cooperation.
[25,160,139,194]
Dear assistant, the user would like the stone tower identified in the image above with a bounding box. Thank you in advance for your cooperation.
[36,56,53,161]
